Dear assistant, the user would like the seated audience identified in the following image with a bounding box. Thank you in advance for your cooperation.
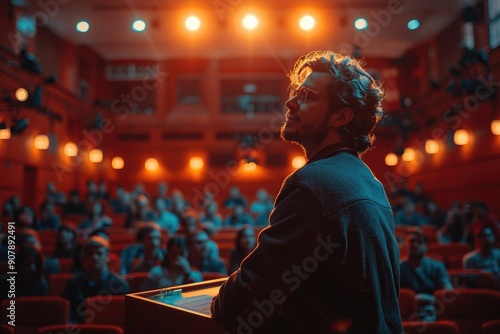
[142,236,202,290]
[52,224,79,259]
[463,226,500,281]
[77,201,112,239]
[224,203,255,227]
[200,201,223,229]
[153,196,180,236]
[63,236,129,323]
[223,186,247,209]
[422,200,446,229]
[0,246,49,300]
[120,223,163,275]
[109,186,128,213]
[187,230,227,274]
[96,181,110,201]
[229,226,257,273]
[62,190,87,216]
[38,201,62,230]
[130,224,165,273]
[395,199,425,226]
[249,188,274,226]
[469,201,499,239]
[44,181,66,206]
[437,209,467,243]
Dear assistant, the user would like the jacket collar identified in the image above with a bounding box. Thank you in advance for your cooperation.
[307,143,357,164]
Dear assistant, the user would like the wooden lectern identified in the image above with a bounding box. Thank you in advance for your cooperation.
[125,278,227,334]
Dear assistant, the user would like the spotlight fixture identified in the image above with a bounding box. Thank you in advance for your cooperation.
[0,122,11,139]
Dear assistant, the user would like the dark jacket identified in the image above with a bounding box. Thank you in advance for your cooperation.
[212,146,403,333]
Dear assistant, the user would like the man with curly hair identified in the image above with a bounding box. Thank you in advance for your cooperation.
[212,51,402,334]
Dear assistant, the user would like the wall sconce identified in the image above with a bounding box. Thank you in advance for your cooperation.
[64,142,78,157]
[145,158,159,171]
[401,147,416,162]
[0,122,11,139]
[424,139,439,154]
[189,157,204,170]
[385,153,398,166]
[34,134,49,150]
[15,88,28,102]
[291,155,306,169]
[89,149,103,163]
[111,156,124,169]
[454,129,469,145]
[491,120,500,136]
[242,161,257,171]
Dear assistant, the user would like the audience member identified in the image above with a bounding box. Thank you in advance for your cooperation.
[249,188,273,226]
[200,201,223,229]
[153,196,180,236]
[157,181,172,210]
[38,201,62,230]
[187,230,227,274]
[77,202,112,239]
[463,226,500,280]
[422,200,446,229]
[96,181,110,201]
[62,190,87,216]
[84,180,98,204]
[142,236,202,290]
[223,186,247,209]
[224,203,255,227]
[63,236,129,323]
[228,226,257,273]
[130,224,165,273]
[45,181,66,206]
[52,224,79,259]
[437,209,467,243]
[120,223,162,275]
[0,247,49,300]
[395,199,425,226]
[109,186,127,213]
[469,201,499,239]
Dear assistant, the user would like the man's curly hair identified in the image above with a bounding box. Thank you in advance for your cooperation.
[288,50,384,156]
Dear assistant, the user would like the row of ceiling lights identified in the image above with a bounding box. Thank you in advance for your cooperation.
[74,16,421,33]
[384,124,500,166]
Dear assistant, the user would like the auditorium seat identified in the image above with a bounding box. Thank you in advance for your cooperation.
[482,320,500,334]
[1,296,69,334]
[434,288,500,334]
[124,272,150,293]
[37,324,123,334]
[49,273,74,296]
[427,243,471,267]
[85,295,125,329]
[402,320,459,334]
[398,288,417,321]
[201,272,228,281]
[1,324,14,334]
[448,269,496,289]
[57,258,74,273]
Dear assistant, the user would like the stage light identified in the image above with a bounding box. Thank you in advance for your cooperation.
[76,21,89,32]
[385,153,398,166]
[454,129,469,145]
[15,88,28,102]
[354,18,368,30]
[64,142,78,157]
[491,120,500,135]
[407,19,420,30]
[132,20,146,32]
[242,15,258,30]
[401,148,416,162]
[89,149,103,163]
[424,139,439,154]
[34,134,49,150]
[292,155,306,168]
[145,158,159,171]
[242,161,257,171]
[189,157,204,170]
[112,156,125,169]
[0,122,11,140]
[185,16,201,31]
[299,15,315,31]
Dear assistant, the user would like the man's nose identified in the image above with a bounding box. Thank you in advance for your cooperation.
[285,95,298,110]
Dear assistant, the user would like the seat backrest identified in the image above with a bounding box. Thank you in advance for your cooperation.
[448,269,496,289]
[85,295,125,329]
[1,324,14,334]
[124,272,150,293]
[37,324,123,334]
[398,288,417,321]
[1,296,69,327]
[402,320,459,334]
[49,273,75,296]
[434,288,500,334]
[57,258,74,273]
[482,320,500,334]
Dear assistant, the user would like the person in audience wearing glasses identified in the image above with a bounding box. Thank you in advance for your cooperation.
[463,226,500,282]
[211,50,402,333]
[187,229,227,274]
[400,228,453,321]
[63,236,129,323]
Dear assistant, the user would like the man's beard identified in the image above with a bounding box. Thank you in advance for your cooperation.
[280,117,329,146]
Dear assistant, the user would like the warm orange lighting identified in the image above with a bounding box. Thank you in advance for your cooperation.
[0,127,10,140]
[242,161,257,171]
[145,158,159,171]
[189,157,204,170]
[34,135,49,150]
[385,153,398,166]
[299,15,315,30]
[292,155,306,169]
[454,129,469,145]
[64,142,78,157]
[401,148,415,162]
[491,120,500,135]
[89,149,103,163]
[111,156,124,169]
[242,15,258,30]
[15,88,28,102]
[424,139,439,154]
[185,16,201,31]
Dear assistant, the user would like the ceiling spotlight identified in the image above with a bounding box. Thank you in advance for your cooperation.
[299,15,315,31]
[15,88,28,102]
[132,20,146,32]
[185,16,201,31]
[76,21,90,32]
[0,122,11,140]
[354,18,368,30]
[242,15,258,30]
[407,19,420,30]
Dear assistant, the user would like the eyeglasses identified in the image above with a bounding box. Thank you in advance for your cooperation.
[289,86,329,105]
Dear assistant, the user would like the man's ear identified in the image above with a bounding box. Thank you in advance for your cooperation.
[329,107,354,128]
